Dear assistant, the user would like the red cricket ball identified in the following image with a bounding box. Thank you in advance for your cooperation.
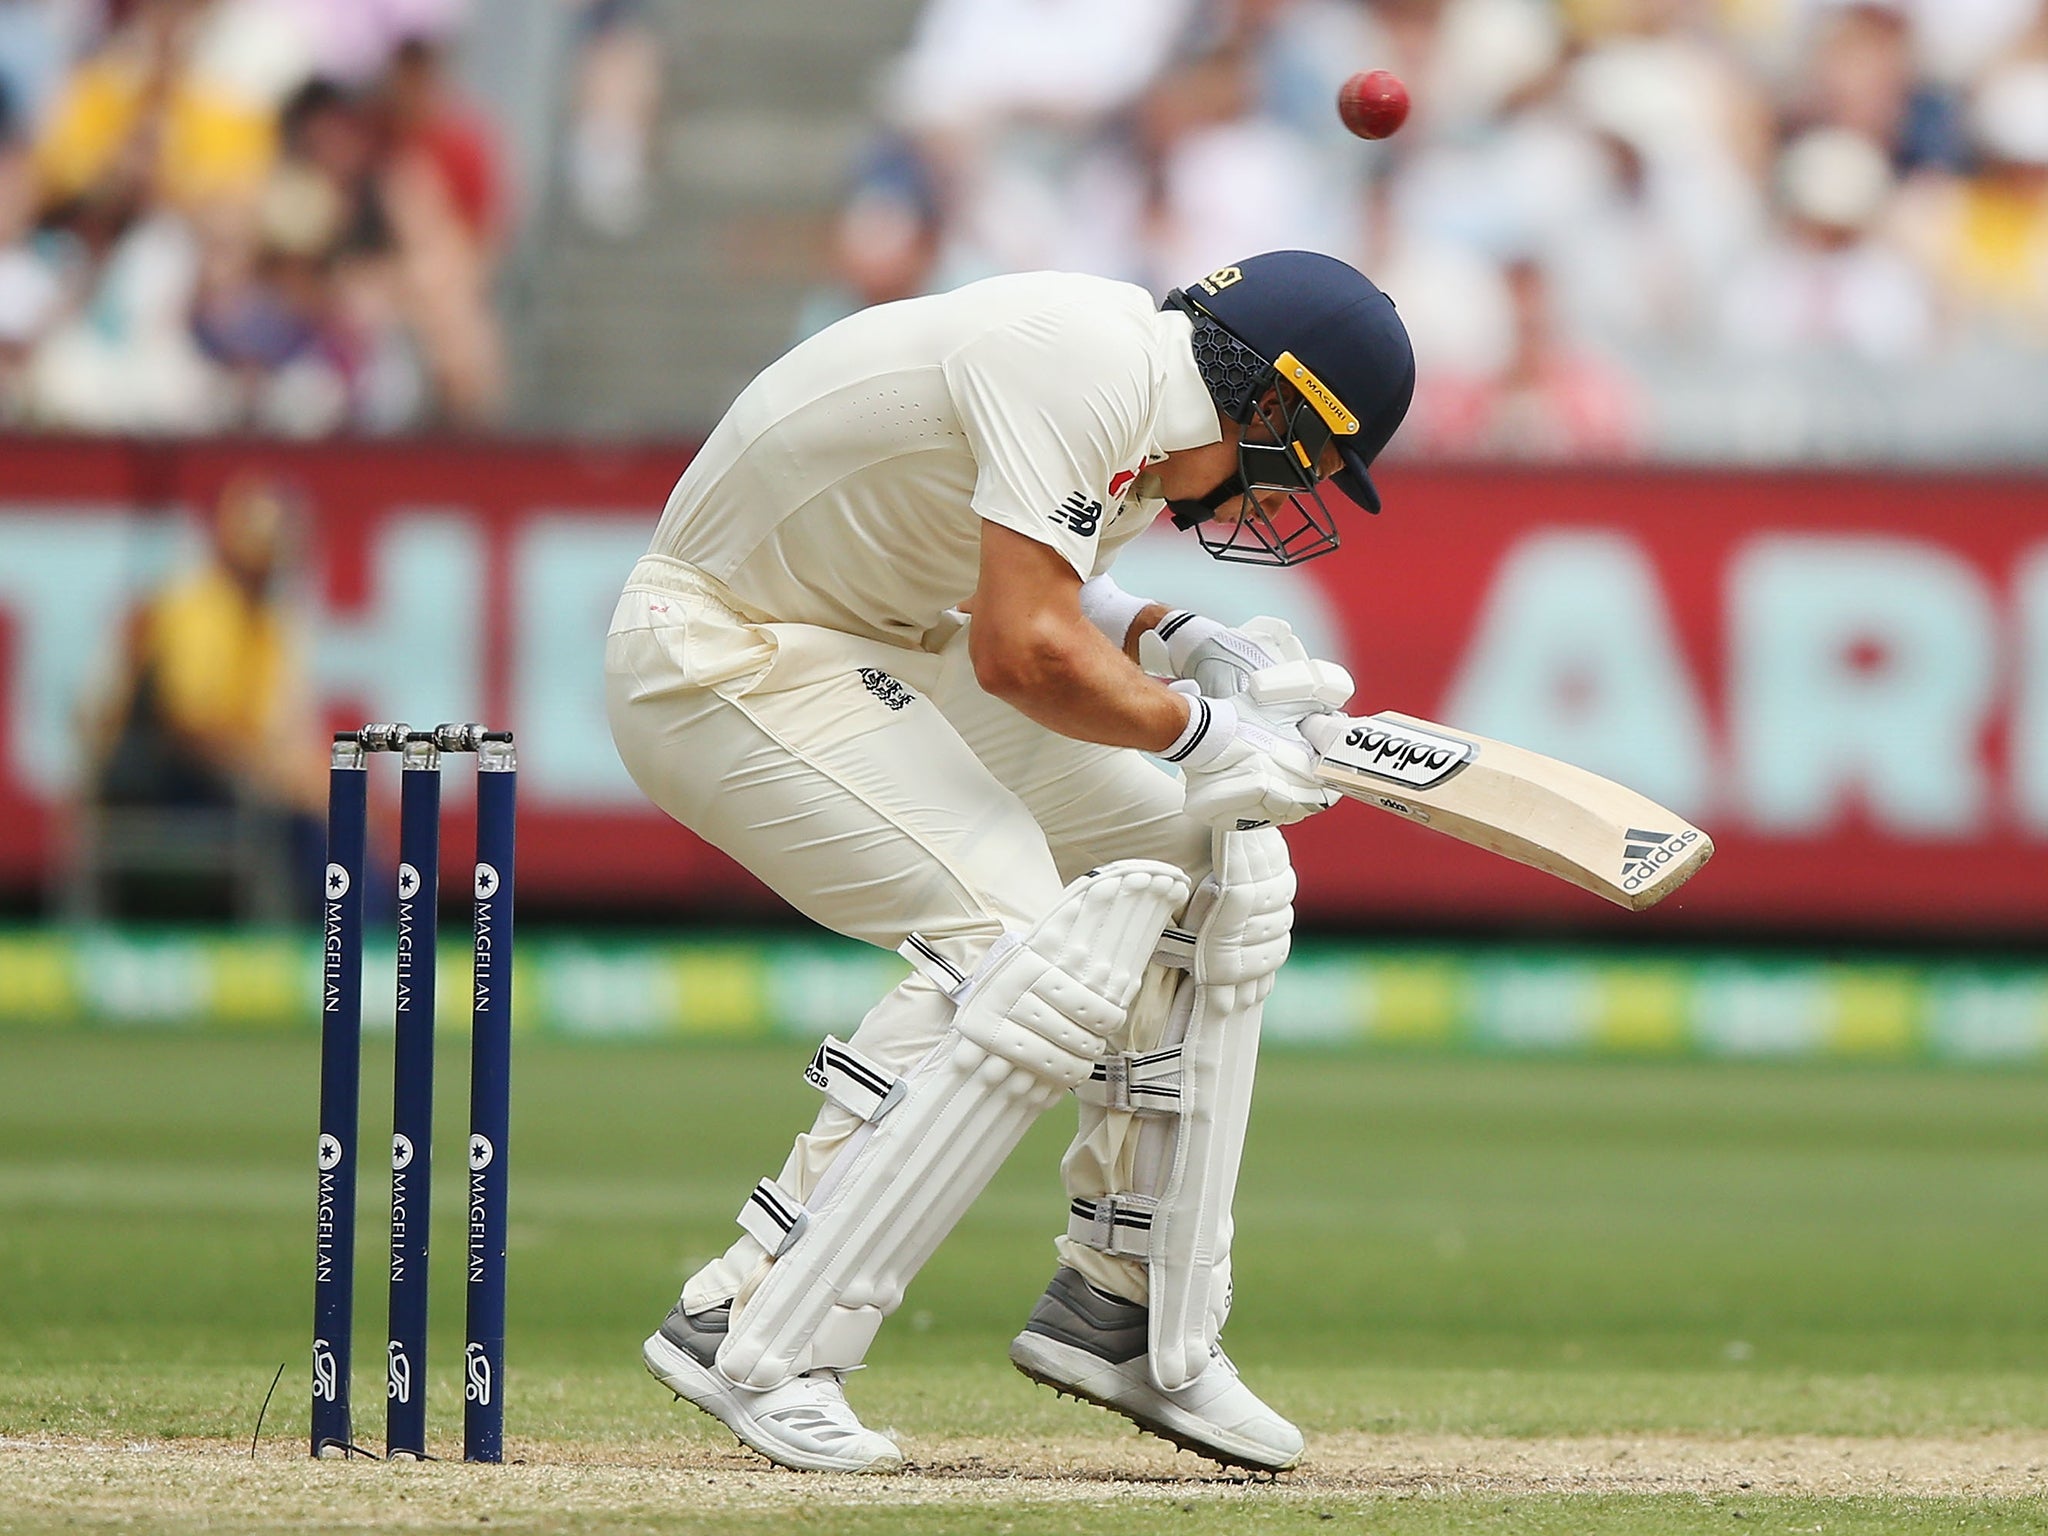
[1338,70,1410,140]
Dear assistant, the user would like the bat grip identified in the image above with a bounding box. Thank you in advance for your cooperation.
[1297,713,1343,756]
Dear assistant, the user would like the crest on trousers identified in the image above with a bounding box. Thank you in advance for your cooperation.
[858,669,915,711]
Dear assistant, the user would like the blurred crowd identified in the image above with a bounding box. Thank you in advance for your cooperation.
[0,0,507,436]
[808,0,2048,460]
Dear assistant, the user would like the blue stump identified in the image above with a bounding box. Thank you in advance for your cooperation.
[464,737,516,1462]
[385,734,441,1458]
[313,738,369,1456]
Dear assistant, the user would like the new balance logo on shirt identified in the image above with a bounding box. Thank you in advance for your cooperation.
[1051,491,1103,537]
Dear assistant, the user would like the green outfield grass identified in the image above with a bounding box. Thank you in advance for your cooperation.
[3,1030,2046,1532]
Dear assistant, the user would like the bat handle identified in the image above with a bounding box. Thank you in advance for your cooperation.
[1297,712,1344,756]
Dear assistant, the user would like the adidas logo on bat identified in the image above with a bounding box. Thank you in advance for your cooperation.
[1619,826,1701,893]
[1328,716,1475,789]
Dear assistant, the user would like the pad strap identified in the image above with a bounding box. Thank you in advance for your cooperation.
[735,1177,808,1258]
[804,1035,906,1123]
[1075,1045,1183,1111]
[897,932,969,996]
[1152,927,1197,971]
[1067,1194,1157,1258]
[898,930,1021,1003]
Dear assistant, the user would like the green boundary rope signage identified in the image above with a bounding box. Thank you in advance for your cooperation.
[1,928,2043,1066]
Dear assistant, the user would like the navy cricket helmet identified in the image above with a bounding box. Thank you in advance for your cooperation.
[1163,250,1415,564]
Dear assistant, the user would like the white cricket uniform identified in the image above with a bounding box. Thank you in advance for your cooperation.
[605,272,1224,1308]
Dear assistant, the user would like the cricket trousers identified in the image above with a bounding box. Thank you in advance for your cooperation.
[603,554,1210,1313]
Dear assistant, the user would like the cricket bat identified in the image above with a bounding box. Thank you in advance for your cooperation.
[1297,711,1713,911]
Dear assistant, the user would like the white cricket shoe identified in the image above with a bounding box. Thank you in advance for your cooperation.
[1008,1268,1303,1472]
[643,1300,904,1474]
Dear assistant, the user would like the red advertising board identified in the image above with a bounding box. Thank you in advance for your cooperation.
[1,438,2043,934]
[1296,466,2047,935]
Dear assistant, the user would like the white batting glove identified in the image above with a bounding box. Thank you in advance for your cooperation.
[1161,681,1337,831]
[1141,610,1280,696]
[1144,613,1355,720]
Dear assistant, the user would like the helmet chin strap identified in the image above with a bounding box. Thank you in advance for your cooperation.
[1167,473,1246,531]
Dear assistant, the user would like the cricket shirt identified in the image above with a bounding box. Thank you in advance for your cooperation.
[644,270,1222,647]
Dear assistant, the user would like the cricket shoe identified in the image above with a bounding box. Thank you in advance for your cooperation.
[1009,1267,1303,1472]
[642,1300,904,1473]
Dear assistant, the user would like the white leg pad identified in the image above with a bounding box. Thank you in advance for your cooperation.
[716,859,1191,1389]
[1109,827,1293,1391]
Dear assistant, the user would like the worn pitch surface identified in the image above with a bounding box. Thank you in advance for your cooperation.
[3,1033,2046,1531]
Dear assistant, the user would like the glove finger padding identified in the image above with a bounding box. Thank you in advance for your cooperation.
[1148,612,1351,724]
[1234,616,1309,666]
[1182,753,1334,830]
[1245,657,1356,719]
[1178,724,1334,832]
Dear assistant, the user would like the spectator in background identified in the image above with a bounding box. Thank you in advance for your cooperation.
[1381,0,1586,260]
[1132,24,1346,289]
[563,0,663,238]
[12,0,503,434]
[1545,61,1728,350]
[267,0,468,88]
[1900,58,2048,341]
[1717,125,1936,360]
[77,471,325,916]
[1790,0,1969,173]
[1359,159,1519,388]
[376,33,506,423]
[1785,0,2047,95]
[259,74,426,429]
[24,182,227,432]
[0,78,65,417]
[381,34,500,250]
[888,0,1193,279]
[793,137,943,339]
[1564,0,1774,297]
[33,0,273,215]
[1233,0,1387,196]
[186,194,332,430]
[18,0,264,430]
[1406,254,1645,458]
[0,0,87,136]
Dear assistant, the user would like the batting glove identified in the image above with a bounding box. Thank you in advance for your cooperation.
[1144,613,1355,720]
[1161,681,1337,831]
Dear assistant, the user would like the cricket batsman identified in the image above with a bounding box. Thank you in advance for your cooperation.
[605,250,1414,1472]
